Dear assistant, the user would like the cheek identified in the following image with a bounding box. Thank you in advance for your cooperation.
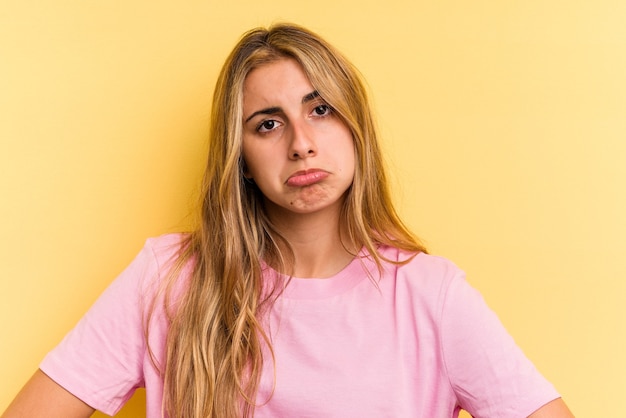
[341,134,357,172]
[241,145,275,182]
[241,141,256,178]
[344,141,357,182]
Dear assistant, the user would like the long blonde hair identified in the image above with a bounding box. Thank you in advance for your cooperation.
[158,23,426,418]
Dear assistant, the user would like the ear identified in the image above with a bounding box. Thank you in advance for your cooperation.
[241,160,253,180]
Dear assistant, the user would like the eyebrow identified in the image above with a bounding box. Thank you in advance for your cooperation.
[244,90,321,123]
[302,90,320,103]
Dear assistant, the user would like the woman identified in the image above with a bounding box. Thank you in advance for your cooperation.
[3,24,573,417]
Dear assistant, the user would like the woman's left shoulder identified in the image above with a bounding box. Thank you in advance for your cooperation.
[381,246,464,280]
[376,246,467,298]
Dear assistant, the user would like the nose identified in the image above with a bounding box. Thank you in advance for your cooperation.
[288,122,317,160]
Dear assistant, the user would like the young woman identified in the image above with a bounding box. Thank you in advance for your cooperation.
[3,24,573,418]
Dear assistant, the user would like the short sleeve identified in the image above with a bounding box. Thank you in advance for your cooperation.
[440,273,560,417]
[40,240,164,416]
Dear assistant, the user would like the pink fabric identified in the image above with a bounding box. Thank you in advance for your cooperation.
[41,234,559,417]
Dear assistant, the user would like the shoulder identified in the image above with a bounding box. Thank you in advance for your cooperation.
[377,246,466,291]
[92,233,192,301]
[372,246,468,315]
[137,232,192,292]
[143,232,188,263]
[136,233,190,276]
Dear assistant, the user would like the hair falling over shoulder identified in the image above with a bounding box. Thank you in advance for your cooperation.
[151,23,427,418]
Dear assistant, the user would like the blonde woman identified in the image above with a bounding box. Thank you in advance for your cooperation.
[3,24,573,418]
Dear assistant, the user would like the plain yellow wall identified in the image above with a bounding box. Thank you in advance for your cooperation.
[1,1,624,417]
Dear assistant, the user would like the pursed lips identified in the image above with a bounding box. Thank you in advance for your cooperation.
[285,169,329,187]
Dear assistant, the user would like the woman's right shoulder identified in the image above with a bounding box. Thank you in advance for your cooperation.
[130,233,194,291]
[144,233,190,261]
[140,233,193,267]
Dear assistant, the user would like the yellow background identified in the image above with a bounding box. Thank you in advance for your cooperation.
[1,1,625,416]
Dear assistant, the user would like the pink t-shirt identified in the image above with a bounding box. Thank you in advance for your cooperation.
[41,234,559,417]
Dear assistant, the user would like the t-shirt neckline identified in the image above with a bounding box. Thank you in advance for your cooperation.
[263,248,378,300]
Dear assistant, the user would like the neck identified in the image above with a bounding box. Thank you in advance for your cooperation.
[266,203,357,278]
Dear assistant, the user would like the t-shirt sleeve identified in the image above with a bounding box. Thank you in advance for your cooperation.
[40,240,164,416]
[439,270,561,417]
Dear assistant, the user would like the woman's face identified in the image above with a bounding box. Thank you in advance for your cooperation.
[241,58,355,219]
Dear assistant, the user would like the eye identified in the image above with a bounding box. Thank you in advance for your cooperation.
[312,104,331,117]
[256,119,282,133]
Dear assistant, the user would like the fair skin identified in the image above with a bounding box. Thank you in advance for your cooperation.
[2,57,575,418]
[2,370,94,418]
[241,58,356,278]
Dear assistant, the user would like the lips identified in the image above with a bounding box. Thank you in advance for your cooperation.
[286,169,329,187]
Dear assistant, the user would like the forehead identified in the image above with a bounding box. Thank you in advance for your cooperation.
[242,58,314,105]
